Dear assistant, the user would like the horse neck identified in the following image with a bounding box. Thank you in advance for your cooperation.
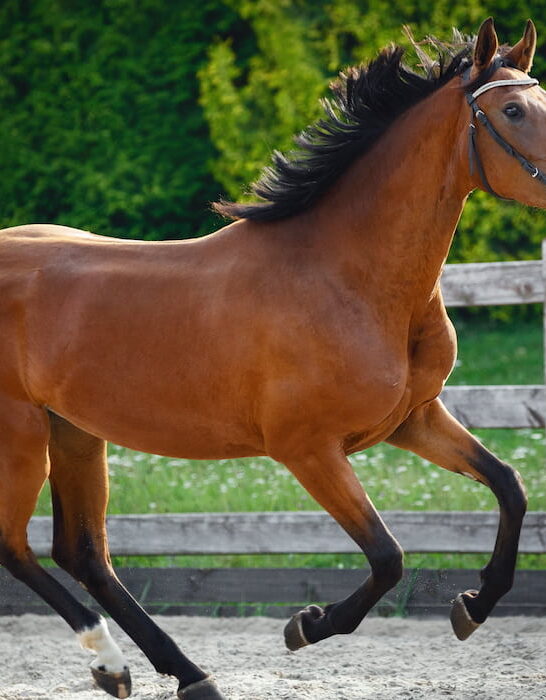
[311,79,471,311]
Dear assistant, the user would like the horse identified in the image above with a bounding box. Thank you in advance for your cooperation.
[0,16,544,700]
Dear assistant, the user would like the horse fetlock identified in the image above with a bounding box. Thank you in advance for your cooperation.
[81,618,131,698]
[284,604,335,649]
[79,617,128,674]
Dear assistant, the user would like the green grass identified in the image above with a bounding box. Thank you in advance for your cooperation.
[35,317,545,569]
[447,313,543,385]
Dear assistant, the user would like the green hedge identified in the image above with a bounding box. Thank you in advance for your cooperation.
[0,0,241,239]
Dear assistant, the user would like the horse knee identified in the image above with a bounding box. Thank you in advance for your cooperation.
[499,463,527,519]
[370,542,404,589]
[471,451,527,519]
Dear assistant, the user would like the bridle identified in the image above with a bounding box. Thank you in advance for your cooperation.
[463,57,545,200]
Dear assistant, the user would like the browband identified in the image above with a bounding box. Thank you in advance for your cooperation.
[469,77,538,100]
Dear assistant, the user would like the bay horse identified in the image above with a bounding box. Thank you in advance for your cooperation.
[0,17,544,700]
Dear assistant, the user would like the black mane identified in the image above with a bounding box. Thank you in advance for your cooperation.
[213,39,476,222]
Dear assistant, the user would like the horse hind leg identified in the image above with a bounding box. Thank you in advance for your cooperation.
[48,413,131,698]
[48,412,226,700]
[275,444,403,650]
[0,399,109,688]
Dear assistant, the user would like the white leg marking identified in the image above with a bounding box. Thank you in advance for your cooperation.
[78,617,128,672]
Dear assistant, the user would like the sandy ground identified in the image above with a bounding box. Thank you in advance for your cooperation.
[0,614,545,699]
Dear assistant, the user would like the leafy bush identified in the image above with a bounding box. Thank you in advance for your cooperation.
[0,0,239,239]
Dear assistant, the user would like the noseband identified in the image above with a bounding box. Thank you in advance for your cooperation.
[463,57,544,199]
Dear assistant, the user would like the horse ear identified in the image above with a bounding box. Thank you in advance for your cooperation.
[473,17,499,71]
[505,19,537,73]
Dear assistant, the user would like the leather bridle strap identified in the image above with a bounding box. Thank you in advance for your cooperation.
[463,60,544,200]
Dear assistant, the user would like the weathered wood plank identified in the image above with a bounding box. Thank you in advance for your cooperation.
[441,259,542,307]
[440,385,546,428]
[27,511,546,557]
[0,568,544,617]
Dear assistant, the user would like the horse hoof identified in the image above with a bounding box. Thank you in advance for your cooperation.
[178,677,227,699]
[284,604,323,651]
[450,590,481,641]
[91,666,132,698]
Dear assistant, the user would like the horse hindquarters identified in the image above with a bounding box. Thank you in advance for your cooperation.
[47,413,226,699]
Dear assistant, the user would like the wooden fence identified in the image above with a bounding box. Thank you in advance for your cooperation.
[6,247,546,617]
[438,245,545,427]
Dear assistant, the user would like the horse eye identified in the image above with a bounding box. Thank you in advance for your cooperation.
[503,104,524,119]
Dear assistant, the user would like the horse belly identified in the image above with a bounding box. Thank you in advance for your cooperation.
[37,330,265,459]
[42,360,264,459]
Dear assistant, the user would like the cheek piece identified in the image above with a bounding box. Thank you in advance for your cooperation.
[463,57,544,200]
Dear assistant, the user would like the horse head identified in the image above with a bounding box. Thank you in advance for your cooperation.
[464,18,546,207]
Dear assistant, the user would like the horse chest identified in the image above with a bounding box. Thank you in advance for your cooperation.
[341,314,457,453]
[405,316,457,405]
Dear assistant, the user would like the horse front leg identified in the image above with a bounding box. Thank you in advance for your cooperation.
[387,397,527,640]
[272,445,404,650]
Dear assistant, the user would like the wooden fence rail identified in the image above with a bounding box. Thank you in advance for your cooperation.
[437,248,546,428]
[440,259,543,306]
[440,385,545,428]
[27,511,546,557]
[0,567,546,616]
[2,567,545,617]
